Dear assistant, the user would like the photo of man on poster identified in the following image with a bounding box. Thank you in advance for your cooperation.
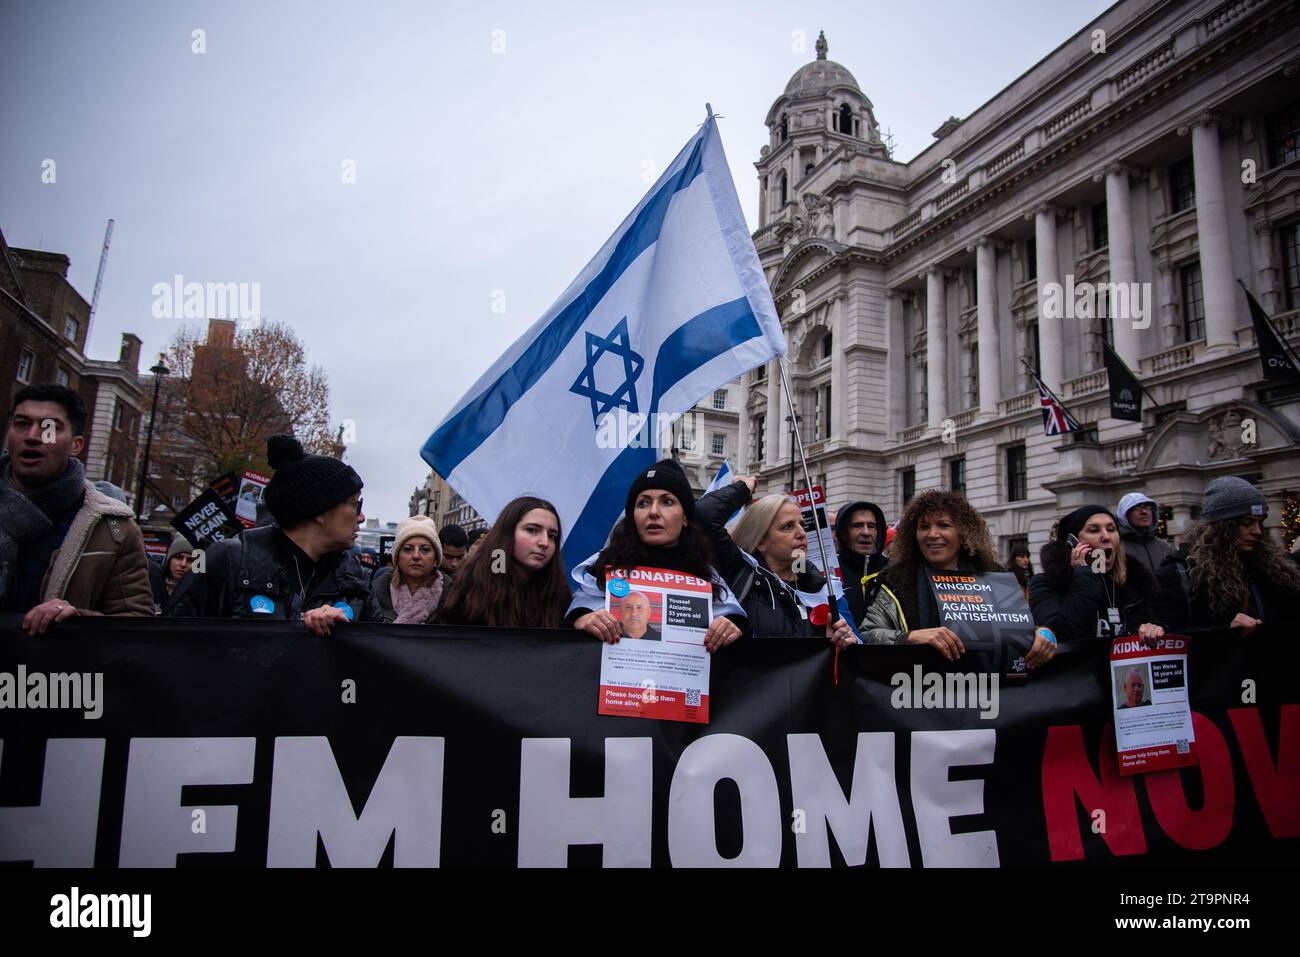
[616,591,661,641]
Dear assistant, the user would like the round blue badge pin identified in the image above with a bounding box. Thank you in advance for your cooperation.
[250,595,275,615]
[608,577,630,598]
[332,601,355,621]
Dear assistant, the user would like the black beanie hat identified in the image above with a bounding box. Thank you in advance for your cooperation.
[262,433,363,528]
[1058,504,1117,542]
[625,458,695,520]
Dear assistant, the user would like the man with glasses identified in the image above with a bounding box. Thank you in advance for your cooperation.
[1115,491,1175,576]
[169,434,381,631]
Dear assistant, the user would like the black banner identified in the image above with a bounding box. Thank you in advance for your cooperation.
[1102,340,1143,422]
[1242,282,1300,383]
[0,617,1295,868]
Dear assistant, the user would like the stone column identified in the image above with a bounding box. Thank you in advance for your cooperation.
[974,240,1000,417]
[1157,261,1178,353]
[1033,205,1065,392]
[829,297,845,441]
[1181,114,1238,354]
[1254,222,1282,314]
[758,176,768,225]
[1102,164,1143,365]
[766,360,782,470]
[926,267,947,431]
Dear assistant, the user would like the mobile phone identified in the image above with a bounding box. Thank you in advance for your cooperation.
[1067,533,1080,548]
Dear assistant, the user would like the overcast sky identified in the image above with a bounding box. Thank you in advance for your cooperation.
[1,0,1112,523]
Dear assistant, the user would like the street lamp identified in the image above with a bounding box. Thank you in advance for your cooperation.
[135,354,169,522]
[786,412,801,491]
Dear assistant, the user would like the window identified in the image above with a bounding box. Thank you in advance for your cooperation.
[711,433,725,456]
[779,114,789,143]
[1282,223,1300,311]
[1091,202,1108,252]
[804,163,815,176]
[839,103,853,136]
[967,344,979,409]
[1180,263,1205,342]
[1267,100,1300,168]
[754,414,766,462]
[1024,240,1037,281]
[17,348,35,383]
[822,384,832,440]
[949,456,967,497]
[900,467,916,508]
[753,363,767,383]
[1006,445,1028,502]
[1169,158,1196,214]
[1027,320,1041,378]
[711,389,727,411]
[821,332,833,360]
[779,171,788,206]
[55,367,71,387]
[969,270,978,306]
[64,315,79,341]
[115,403,127,431]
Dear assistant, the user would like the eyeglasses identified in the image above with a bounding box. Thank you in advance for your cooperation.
[347,497,363,514]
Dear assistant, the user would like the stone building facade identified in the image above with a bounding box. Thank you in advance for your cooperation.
[730,1,1300,558]
[1,229,147,497]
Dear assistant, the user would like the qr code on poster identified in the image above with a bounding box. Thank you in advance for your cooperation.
[685,688,701,707]
[1176,739,1190,754]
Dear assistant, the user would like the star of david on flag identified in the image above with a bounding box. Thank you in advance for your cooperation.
[419,108,787,577]
[570,317,644,424]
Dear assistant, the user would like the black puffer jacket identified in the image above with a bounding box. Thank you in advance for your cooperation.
[835,500,888,626]
[167,525,382,622]
[1028,538,1158,643]
[696,481,827,638]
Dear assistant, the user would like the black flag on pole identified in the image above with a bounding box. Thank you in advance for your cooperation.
[1101,339,1142,421]
[1240,281,1300,383]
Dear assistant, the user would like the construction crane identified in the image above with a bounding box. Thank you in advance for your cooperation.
[87,218,114,341]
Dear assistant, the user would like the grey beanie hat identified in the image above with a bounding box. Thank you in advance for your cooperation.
[1201,476,1268,523]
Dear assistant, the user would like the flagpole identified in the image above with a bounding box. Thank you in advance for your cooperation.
[1100,336,1165,420]
[778,356,840,622]
[1019,358,1089,431]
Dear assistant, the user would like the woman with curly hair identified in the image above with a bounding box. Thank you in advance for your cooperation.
[567,459,746,652]
[860,489,1055,667]
[1152,477,1300,633]
[1028,505,1163,644]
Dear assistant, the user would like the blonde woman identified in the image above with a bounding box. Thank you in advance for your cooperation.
[1028,505,1162,644]
[696,475,855,645]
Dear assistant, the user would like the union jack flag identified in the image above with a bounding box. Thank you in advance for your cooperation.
[1036,378,1081,436]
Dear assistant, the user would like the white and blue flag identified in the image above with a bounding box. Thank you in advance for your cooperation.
[704,461,734,495]
[420,110,785,575]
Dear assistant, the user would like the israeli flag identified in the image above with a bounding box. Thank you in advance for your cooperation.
[704,461,734,495]
[420,110,785,575]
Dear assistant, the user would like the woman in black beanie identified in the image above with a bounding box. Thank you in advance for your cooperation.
[1028,504,1163,644]
[168,434,381,632]
[567,458,747,652]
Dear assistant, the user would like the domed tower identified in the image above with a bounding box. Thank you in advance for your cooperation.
[757,31,887,232]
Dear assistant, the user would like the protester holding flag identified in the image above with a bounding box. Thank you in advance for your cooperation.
[860,490,1056,667]
[695,475,855,645]
[372,515,444,625]
[1115,492,1175,577]
[568,459,745,651]
[168,434,380,632]
[435,496,570,629]
[1152,477,1300,633]
[1029,506,1163,645]
[835,500,889,624]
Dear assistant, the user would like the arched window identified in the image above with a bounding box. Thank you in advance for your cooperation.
[779,113,789,142]
[779,171,788,206]
[804,162,815,176]
[839,104,853,137]
[821,332,833,360]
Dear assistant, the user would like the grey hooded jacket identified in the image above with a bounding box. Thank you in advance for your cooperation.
[1115,492,1175,577]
